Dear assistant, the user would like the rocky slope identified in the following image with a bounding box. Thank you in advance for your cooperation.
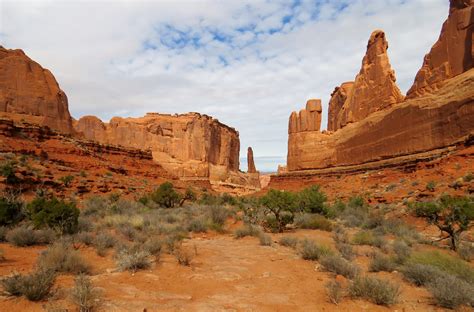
[284,0,474,176]
[0,47,74,134]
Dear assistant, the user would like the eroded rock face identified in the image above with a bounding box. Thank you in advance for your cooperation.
[289,99,322,134]
[0,47,73,134]
[75,112,240,180]
[333,30,404,129]
[407,0,474,98]
[327,82,354,132]
[247,147,257,173]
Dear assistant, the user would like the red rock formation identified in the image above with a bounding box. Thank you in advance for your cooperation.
[327,82,354,132]
[334,30,404,129]
[247,147,257,173]
[75,112,241,181]
[289,99,322,134]
[0,47,74,134]
[407,0,474,98]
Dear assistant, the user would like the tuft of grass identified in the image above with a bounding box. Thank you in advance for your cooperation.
[369,252,396,273]
[409,251,474,284]
[335,242,356,261]
[392,240,411,264]
[174,247,193,266]
[37,242,90,274]
[234,225,262,239]
[258,233,272,246]
[326,280,344,305]
[427,274,474,309]
[349,276,400,306]
[71,274,101,312]
[299,239,333,261]
[116,248,151,272]
[279,236,299,249]
[188,218,208,233]
[143,238,163,257]
[294,214,333,231]
[1,269,56,301]
[320,255,360,279]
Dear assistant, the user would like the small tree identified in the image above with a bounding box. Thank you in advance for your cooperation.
[179,187,196,206]
[59,175,74,187]
[260,189,297,232]
[0,195,23,226]
[27,196,80,235]
[297,185,327,214]
[151,182,180,208]
[0,161,19,185]
[412,196,473,250]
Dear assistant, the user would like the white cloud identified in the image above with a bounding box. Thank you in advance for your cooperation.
[0,0,448,171]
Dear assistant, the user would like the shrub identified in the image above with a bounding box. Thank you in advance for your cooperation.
[75,232,94,246]
[234,225,262,238]
[71,274,101,312]
[174,247,193,266]
[400,263,445,286]
[0,225,8,241]
[259,189,297,232]
[349,276,400,306]
[369,252,396,272]
[458,243,474,261]
[258,233,272,246]
[93,233,116,257]
[151,182,180,208]
[320,255,360,279]
[326,280,344,305]
[279,236,299,249]
[143,238,163,257]
[1,269,56,301]
[116,248,151,272]
[335,242,356,261]
[27,196,80,234]
[188,218,208,233]
[351,230,375,245]
[297,185,327,214]
[294,214,333,231]
[59,175,74,187]
[412,196,473,250]
[37,242,90,274]
[299,239,333,261]
[0,196,23,226]
[427,274,474,309]
[409,251,474,284]
[6,226,55,246]
[426,181,436,192]
[392,240,411,264]
[0,160,19,185]
[209,205,229,227]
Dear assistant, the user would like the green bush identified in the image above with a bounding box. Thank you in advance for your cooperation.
[260,189,297,232]
[299,239,333,261]
[320,255,360,279]
[0,161,19,185]
[297,185,327,214]
[27,196,80,234]
[1,269,56,301]
[412,196,473,250]
[151,182,180,208]
[349,276,400,306]
[426,181,436,192]
[0,196,23,226]
[409,251,474,284]
[294,214,333,231]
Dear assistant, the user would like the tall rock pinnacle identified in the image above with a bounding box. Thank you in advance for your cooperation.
[247,147,257,173]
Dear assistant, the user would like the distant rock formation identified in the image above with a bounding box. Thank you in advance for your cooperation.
[286,1,474,173]
[247,147,257,173]
[328,30,404,131]
[0,47,74,134]
[289,99,322,134]
[407,0,474,98]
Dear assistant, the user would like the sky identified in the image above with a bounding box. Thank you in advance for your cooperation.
[0,0,448,172]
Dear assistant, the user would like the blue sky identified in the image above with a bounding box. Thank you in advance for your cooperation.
[0,0,448,172]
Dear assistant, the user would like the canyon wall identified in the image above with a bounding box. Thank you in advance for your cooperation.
[0,47,74,134]
[286,1,474,173]
[75,113,261,189]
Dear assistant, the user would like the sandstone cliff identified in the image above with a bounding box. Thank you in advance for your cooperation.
[289,99,322,134]
[0,47,74,134]
[75,112,240,180]
[328,30,404,131]
[407,0,474,98]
